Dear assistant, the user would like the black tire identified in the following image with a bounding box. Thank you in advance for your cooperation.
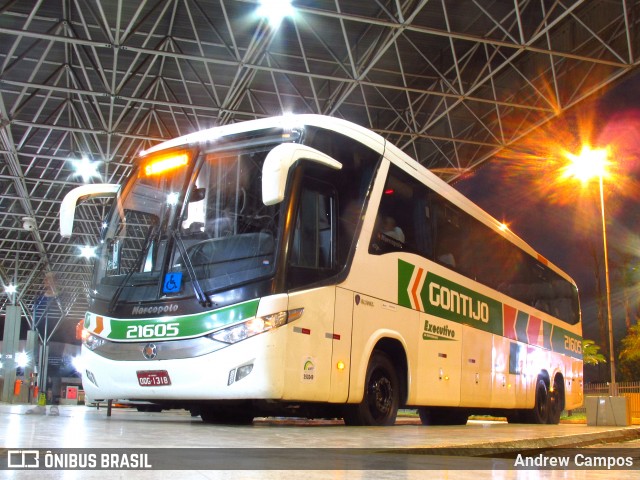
[200,406,254,425]
[418,407,468,426]
[505,410,522,424]
[547,377,564,425]
[525,377,550,424]
[136,405,162,413]
[343,352,400,426]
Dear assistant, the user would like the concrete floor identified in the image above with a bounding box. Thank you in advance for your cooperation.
[1,403,639,479]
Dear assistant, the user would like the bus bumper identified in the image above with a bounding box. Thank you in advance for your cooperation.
[79,332,284,402]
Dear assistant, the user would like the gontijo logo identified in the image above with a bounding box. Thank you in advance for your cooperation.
[398,259,501,334]
[397,259,583,359]
[428,281,489,323]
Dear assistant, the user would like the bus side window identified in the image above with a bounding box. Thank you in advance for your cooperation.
[433,200,462,269]
[288,176,338,289]
[370,165,430,256]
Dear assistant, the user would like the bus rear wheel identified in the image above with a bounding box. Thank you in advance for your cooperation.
[547,377,564,424]
[525,377,550,424]
[343,352,399,426]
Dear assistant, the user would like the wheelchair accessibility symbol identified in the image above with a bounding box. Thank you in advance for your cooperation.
[163,272,183,294]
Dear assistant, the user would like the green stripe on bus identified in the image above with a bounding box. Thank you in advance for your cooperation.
[543,322,553,351]
[398,259,415,308]
[551,325,583,359]
[515,310,529,344]
[105,299,260,341]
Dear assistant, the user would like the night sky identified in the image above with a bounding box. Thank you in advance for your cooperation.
[454,70,640,352]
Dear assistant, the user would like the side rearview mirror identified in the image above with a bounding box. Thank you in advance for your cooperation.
[60,183,121,238]
[262,144,342,206]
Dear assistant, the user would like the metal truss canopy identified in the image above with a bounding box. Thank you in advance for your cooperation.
[0,0,639,340]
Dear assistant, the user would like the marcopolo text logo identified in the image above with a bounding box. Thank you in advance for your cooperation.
[131,304,179,316]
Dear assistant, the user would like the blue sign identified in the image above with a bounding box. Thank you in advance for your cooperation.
[163,272,183,294]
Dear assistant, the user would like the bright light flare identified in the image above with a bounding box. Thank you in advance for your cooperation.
[143,153,189,176]
[16,351,29,368]
[71,356,84,373]
[257,0,294,28]
[562,145,612,185]
[166,192,180,206]
[79,245,96,259]
[71,157,102,182]
[4,284,17,295]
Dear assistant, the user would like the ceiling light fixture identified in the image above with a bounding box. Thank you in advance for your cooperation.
[257,0,294,28]
[71,157,102,182]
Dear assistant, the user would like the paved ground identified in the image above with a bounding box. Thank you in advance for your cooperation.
[1,403,639,479]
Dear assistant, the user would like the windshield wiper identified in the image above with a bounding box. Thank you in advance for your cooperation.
[172,230,212,307]
[108,220,158,314]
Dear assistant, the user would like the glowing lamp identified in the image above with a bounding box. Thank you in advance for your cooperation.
[144,152,189,176]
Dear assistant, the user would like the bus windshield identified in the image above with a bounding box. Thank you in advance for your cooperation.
[93,130,292,306]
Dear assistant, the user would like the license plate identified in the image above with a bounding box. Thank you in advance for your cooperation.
[136,370,171,387]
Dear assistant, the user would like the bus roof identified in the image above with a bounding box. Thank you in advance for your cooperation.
[139,114,387,157]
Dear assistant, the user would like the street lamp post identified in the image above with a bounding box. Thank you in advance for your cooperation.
[563,145,617,396]
[597,173,617,396]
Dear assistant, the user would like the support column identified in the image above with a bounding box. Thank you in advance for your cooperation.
[25,330,39,403]
[40,345,49,403]
[1,305,22,403]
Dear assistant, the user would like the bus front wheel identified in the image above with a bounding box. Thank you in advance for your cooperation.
[343,351,400,426]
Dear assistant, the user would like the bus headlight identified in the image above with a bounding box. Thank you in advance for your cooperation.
[210,308,303,344]
[83,333,107,351]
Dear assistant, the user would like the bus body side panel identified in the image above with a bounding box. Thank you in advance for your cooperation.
[566,357,584,410]
[281,286,336,402]
[460,326,493,407]
[414,313,462,406]
[491,335,522,408]
[524,344,553,406]
[328,287,355,403]
[347,290,417,405]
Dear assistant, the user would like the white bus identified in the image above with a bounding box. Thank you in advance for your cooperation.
[61,115,583,426]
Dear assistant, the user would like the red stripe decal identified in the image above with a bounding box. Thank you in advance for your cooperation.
[503,305,517,341]
[411,267,424,310]
[527,316,543,347]
[294,326,311,335]
[94,316,104,335]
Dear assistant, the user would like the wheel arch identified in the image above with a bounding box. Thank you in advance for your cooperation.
[373,337,409,406]
[348,330,409,405]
